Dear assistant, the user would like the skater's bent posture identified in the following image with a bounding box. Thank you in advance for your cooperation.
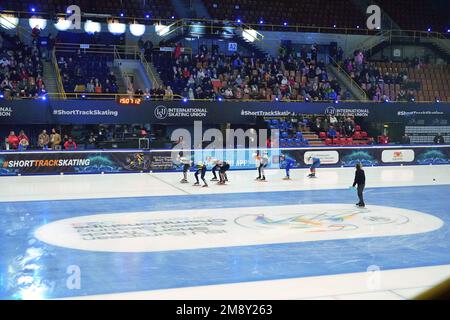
[193,161,208,187]
[209,158,220,181]
[218,161,230,185]
[352,163,366,207]
[256,151,269,181]
[177,152,191,183]
[308,156,321,177]
[280,154,295,180]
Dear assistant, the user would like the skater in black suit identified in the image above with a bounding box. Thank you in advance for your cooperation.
[193,162,208,187]
[352,163,366,208]
[218,161,230,185]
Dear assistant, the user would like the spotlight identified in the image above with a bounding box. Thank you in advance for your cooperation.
[120,13,124,17]
[145,14,150,19]
[41,95,47,101]
[81,94,86,99]
[356,25,360,29]
[0,94,4,99]
[334,99,339,104]
[436,98,440,103]
[411,98,415,102]
[283,22,288,26]
[333,24,336,28]
[31,7,36,13]
[448,29,450,33]
[171,16,175,19]
[259,19,264,24]
[427,27,431,32]
[146,95,150,100]
[218,97,223,102]
[237,19,241,23]
[182,97,188,103]
[384,98,389,103]
[275,97,279,101]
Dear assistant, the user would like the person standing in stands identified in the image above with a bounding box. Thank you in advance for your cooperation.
[64,137,77,150]
[18,136,29,151]
[18,130,29,145]
[401,134,411,145]
[38,130,50,150]
[6,131,19,150]
[352,163,366,208]
[50,128,61,150]
[434,133,445,145]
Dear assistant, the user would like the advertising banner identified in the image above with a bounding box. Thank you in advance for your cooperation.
[0,151,150,175]
[0,146,449,176]
[1,99,449,125]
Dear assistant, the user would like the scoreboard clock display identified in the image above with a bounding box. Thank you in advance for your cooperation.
[116,97,143,105]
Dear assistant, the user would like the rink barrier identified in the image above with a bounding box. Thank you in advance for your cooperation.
[0,145,450,176]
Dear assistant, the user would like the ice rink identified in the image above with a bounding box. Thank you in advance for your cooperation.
[1,165,449,300]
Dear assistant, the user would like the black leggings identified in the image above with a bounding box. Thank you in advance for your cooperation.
[212,165,219,179]
[195,168,207,183]
[357,184,365,205]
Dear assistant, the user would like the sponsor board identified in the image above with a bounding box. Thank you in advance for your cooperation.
[304,150,339,165]
[381,149,415,163]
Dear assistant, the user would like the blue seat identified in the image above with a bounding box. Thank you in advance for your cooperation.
[287,138,293,147]
[271,119,279,126]
[296,132,303,138]
[279,138,287,147]
[294,138,303,146]
[281,131,289,138]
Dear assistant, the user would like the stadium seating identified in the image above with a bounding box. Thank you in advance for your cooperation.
[203,0,365,28]
[0,0,176,20]
[0,31,46,98]
[153,44,343,101]
[374,0,448,32]
[56,51,119,94]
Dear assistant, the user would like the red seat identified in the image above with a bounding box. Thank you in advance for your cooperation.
[355,125,361,131]
[360,131,368,138]
[334,138,343,145]
[325,138,332,145]
[335,132,341,138]
[319,132,326,139]
[346,138,353,145]
[353,132,362,139]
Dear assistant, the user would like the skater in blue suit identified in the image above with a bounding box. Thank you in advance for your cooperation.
[307,156,321,178]
[280,154,295,180]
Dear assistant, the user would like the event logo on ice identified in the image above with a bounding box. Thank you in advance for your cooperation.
[34,204,443,253]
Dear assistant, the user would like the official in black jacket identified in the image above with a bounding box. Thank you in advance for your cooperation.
[352,163,366,208]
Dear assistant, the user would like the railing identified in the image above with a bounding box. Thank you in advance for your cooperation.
[1,9,450,38]
[2,92,437,103]
[328,55,368,101]
[51,48,67,99]
[139,53,161,88]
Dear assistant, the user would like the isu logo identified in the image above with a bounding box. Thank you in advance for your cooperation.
[325,107,336,115]
[154,105,168,119]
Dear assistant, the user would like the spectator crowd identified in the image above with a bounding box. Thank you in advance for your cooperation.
[0,31,47,99]
[153,43,347,101]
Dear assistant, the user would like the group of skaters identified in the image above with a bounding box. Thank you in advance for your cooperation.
[174,150,366,208]
[175,151,322,187]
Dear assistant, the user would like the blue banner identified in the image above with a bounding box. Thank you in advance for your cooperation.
[0,99,448,124]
